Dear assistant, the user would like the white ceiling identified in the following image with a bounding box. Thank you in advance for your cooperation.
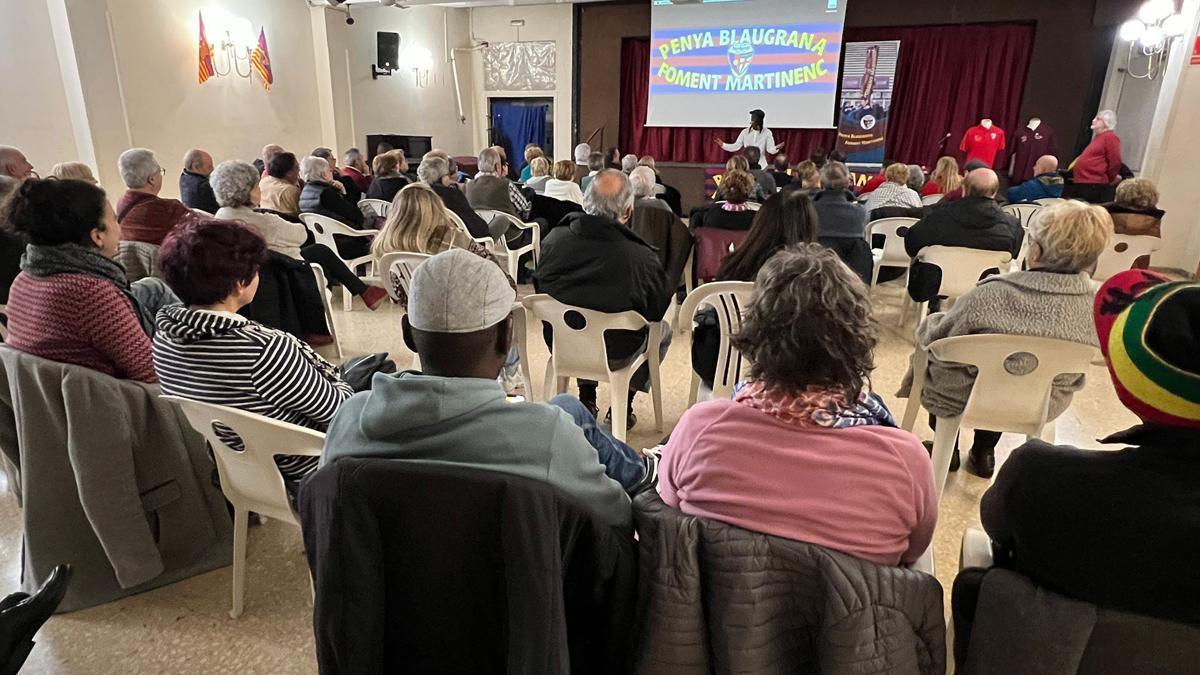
[342,0,610,7]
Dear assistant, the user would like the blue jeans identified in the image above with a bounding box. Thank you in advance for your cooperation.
[549,394,646,491]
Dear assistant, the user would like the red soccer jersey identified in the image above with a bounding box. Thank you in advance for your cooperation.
[960,125,1006,169]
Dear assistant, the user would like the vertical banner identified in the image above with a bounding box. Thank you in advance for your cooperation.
[835,40,900,165]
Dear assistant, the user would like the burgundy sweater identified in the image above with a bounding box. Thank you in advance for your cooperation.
[116,191,197,245]
[1073,131,1122,185]
[5,272,156,382]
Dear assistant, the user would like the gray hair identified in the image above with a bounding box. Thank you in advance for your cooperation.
[343,147,362,166]
[583,169,634,221]
[478,147,502,175]
[905,164,925,192]
[819,161,851,190]
[1096,109,1117,131]
[182,148,209,172]
[620,154,639,173]
[574,143,592,164]
[629,166,657,199]
[300,156,330,183]
[118,148,161,188]
[209,160,261,208]
[417,156,450,185]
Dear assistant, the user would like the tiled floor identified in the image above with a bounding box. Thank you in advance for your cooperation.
[0,279,1140,673]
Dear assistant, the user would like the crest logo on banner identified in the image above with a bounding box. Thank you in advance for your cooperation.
[727,41,755,77]
[835,40,900,166]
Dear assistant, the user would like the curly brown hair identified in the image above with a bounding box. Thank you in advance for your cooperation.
[721,169,755,204]
[732,243,877,398]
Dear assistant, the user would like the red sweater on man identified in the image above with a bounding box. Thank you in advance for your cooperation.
[116,191,197,245]
[4,272,156,382]
[1072,131,1122,185]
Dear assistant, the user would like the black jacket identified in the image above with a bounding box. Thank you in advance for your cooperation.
[811,189,869,239]
[701,204,757,231]
[299,458,636,675]
[431,183,490,239]
[981,425,1200,625]
[300,181,365,229]
[178,170,220,214]
[336,174,362,205]
[904,196,1021,258]
[366,175,409,203]
[534,213,671,360]
[238,251,329,340]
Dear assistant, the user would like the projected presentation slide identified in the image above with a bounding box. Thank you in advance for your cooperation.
[647,0,847,129]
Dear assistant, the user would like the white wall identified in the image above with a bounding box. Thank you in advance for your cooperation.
[324,5,477,158]
[469,5,574,162]
[0,0,79,176]
[1097,36,1166,174]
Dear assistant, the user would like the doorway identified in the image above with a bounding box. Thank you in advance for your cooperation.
[489,97,553,175]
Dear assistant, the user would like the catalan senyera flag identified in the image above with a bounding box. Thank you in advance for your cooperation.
[198,12,215,84]
[251,28,274,91]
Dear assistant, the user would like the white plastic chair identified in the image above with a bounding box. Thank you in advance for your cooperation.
[867,217,919,326]
[678,281,755,406]
[298,213,379,311]
[474,209,540,280]
[522,294,663,442]
[1092,234,1163,281]
[358,198,390,219]
[509,302,535,402]
[163,397,324,619]
[308,264,343,359]
[444,209,494,252]
[0,303,7,341]
[908,246,1012,323]
[1001,203,1043,230]
[1034,197,1066,206]
[376,251,431,304]
[921,194,944,206]
[900,334,1098,498]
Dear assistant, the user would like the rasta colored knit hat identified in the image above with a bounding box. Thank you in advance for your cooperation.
[1094,269,1200,428]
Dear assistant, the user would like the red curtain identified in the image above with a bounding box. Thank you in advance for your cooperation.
[619,23,1034,168]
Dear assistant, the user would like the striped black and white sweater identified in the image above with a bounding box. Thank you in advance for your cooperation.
[152,305,353,480]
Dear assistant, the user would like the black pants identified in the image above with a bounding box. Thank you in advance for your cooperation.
[1062,182,1115,204]
[907,262,1002,313]
[301,244,368,295]
[819,236,873,286]
[930,414,1002,454]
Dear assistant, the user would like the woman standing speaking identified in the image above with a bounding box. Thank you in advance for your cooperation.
[716,109,785,169]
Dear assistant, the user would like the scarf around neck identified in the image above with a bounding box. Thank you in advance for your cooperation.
[21,243,153,335]
[734,380,897,429]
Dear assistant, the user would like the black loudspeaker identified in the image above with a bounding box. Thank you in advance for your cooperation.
[377,32,399,70]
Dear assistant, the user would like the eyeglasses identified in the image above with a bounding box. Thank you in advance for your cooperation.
[159,167,167,176]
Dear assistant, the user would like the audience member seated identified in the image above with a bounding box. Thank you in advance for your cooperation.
[4,179,180,383]
[768,154,793,188]
[809,147,828,169]
[620,154,639,174]
[743,146,778,197]
[299,156,365,229]
[630,166,670,214]
[534,170,672,428]
[905,164,926,195]
[0,146,35,181]
[154,219,354,490]
[716,156,769,203]
[572,143,591,184]
[790,159,820,193]
[259,152,302,216]
[923,156,960,197]
[864,163,923,213]
[258,143,284,175]
[810,161,872,284]
[365,151,410,203]
[1105,177,1164,241]
[312,147,360,204]
[1005,155,1063,204]
[899,201,1110,476]
[904,168,1022,312]
[211,161,386,311]
[322,248,653,518]
[544,160,586,205]
[857,159,894,196]
[604,146,622,170]
[975,268,1200,624]
[939,159,987,203]
[638,156,683,215]
[466,147,531,224]
[661,243,936,567]
[419,156,490,239]
[340,148,371,195]
[691,191,817,388]
[581,152,605,193]
[50,162,98,184]
[524,157,551,194]
[518,144,543,182]
[704,170,758,231]
[0,176,24,304]
[115,148,197,245]
[178,148,219,214]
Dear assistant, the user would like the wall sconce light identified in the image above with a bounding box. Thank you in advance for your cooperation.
[203,9,256,79]
[1119,0,1189,79]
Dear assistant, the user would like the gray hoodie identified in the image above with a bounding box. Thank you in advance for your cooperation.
[322,372,631,527]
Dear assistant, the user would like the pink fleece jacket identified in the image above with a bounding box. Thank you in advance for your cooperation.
[658,398,937,567]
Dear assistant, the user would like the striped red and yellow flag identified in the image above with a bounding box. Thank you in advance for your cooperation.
[198,11,215,84]
[251,28,273,91]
